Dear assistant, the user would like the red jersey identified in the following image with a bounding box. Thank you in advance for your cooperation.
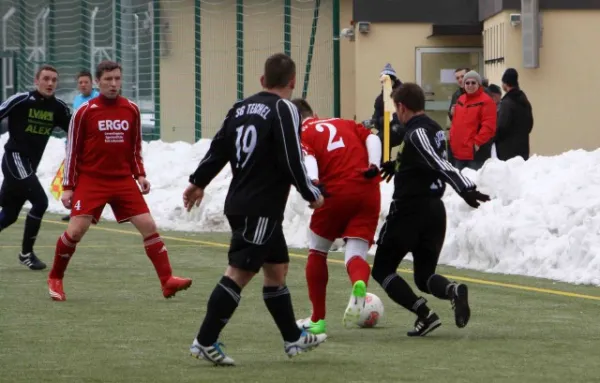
[301,117,379,190]
[63,95,146,190]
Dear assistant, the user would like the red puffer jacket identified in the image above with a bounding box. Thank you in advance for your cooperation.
[449,88,497,161]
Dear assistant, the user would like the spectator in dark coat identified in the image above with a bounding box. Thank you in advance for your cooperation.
[448,67,469,121]
[372,63,404,160]
[496,68,534,161]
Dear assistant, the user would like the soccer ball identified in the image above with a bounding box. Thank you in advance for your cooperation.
[357,293,384,328]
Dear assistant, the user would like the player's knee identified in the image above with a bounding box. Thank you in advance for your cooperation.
[371,262,388,285]
[309,230,333,254]
[344,238,369,265]
[66,217,92,241]
[414,274,432,294]
[29,195,49,218]
[131,213,157,238]
[262,263,287,286]
[0,208,20,227]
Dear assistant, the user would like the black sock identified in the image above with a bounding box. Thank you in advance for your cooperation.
[22,213,43,254]
[263,285,303,343]
[381,273,431,318]
[427,274,456,300]
[197,276,241,347]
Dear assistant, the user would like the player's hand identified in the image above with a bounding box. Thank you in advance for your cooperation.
[61,190,73,209]
[312,180,330,198]
[362,164,380,179]
[380,160,397,183]
[460,188,490,208]
[137,177,151,194]
[183,184,204,212]
[309,194,325,210]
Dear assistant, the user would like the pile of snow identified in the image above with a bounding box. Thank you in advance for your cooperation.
[5,135,600,286]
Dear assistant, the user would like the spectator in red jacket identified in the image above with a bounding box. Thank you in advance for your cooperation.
[449,70,496,170]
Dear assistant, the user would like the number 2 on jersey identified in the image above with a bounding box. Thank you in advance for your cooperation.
[235,124,257,168]
[316,123,345,152]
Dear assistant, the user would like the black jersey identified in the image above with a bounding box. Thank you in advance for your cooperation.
[0,90,71,170]
[393,114,475,201]
[190,91,321,219]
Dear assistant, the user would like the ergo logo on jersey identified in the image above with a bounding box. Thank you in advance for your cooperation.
[98,120,130,131]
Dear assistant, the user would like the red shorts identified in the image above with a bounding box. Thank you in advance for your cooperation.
[70,174,150,224]
[309,184,381,246]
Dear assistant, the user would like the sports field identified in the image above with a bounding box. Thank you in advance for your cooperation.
[1,214,600,383]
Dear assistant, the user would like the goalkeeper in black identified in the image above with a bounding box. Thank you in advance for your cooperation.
[372,83,490,337]
[0,65,71,270]
[182,53,326,366]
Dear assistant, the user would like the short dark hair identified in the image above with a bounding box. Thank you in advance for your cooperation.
[264,53,296,89]
[487,84,502,95]
[36,64,58,79]
[77,70,93,81]
[291,98,314,119]
[391,83,425,112]
[455,67,470,73]
[96,60,122,79]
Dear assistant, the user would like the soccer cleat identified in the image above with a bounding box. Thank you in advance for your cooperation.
[296,317,327,334]
[162,276,192,298]
[190,338,235,366]
[48,278,66,301]
[19,252,46,270]
[407,311,441,337]
[284,330,327,358]
[451,283,471,328]
[342,280,367,328]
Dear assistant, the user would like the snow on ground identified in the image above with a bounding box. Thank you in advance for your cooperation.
[5,135,600,286]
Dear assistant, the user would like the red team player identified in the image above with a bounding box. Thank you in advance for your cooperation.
[291,99,382,334]
[47,60,192,301]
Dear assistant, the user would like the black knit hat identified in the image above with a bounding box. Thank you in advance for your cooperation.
[502,68,519,87]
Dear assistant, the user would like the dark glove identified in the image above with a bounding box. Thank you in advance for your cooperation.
[460,188,490,208]
[312,180,330,198]
[363,164,380,179]
[380,160,398,183]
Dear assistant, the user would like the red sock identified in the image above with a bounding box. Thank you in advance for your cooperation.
[346,256,371,286]
[49,232,78,279]
[144,233,173,285]
[306,250,328,322]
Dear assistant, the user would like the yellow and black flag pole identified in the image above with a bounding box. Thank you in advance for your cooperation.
[381,75,394,162]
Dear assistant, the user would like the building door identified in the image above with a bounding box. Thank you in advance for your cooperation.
[416,47,483,129]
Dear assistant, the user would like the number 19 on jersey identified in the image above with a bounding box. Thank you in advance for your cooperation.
[235,124,257,168]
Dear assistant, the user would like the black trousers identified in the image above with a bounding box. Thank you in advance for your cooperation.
[372,198,446,293]
[0,152,47,217]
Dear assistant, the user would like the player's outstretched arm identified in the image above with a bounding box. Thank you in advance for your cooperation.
[188,114,231,191]
[408,128,478,193]
[274,99,321,204]
[0,92,28,121]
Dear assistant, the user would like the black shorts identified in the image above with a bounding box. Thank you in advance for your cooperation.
[0,152,44,209]
[375,197,446,272]
[227,215,289,273]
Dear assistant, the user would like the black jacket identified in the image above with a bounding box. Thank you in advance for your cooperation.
[392,114,475,201]
[448,88,465,121]
[189,92,321,220]
[495,88,534,161]
[0,90,71,170]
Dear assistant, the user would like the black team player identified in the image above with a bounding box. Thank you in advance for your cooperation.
[373,83,490,336]
[0,65,71,270]
[182,53,327,366]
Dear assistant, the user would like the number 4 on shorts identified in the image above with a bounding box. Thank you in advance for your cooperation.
[74,200,82,211]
